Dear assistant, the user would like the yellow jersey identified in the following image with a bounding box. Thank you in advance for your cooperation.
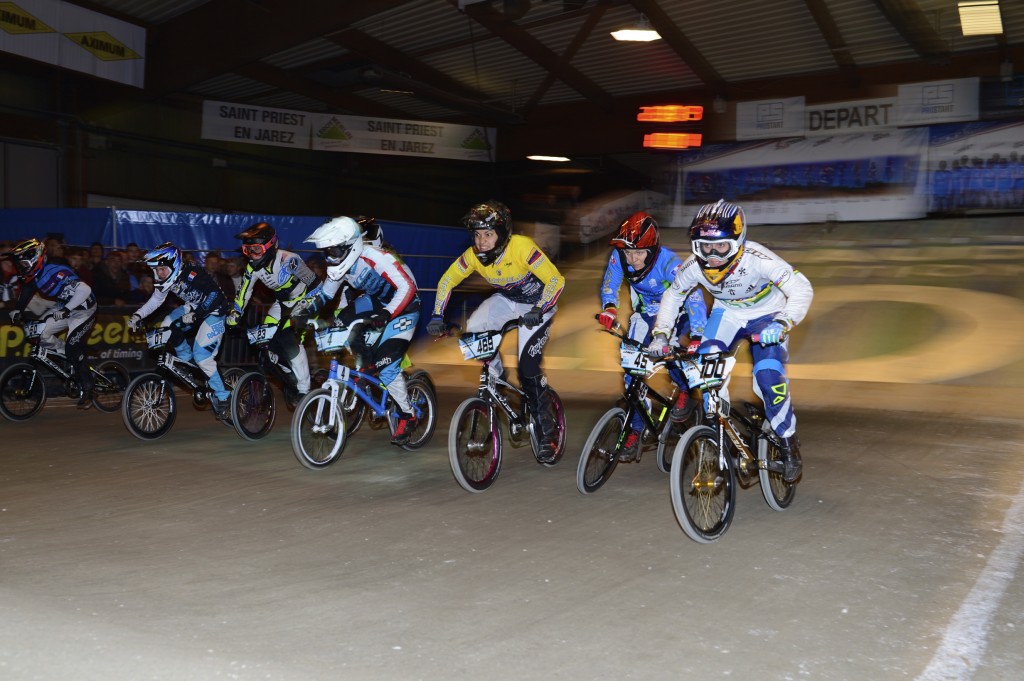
[433,235,564,316]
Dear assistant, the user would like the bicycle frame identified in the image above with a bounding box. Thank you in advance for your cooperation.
[697,352,771,480]
[22,321,110,391]
[145,326,214,400]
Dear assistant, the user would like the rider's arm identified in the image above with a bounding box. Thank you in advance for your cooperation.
[652,257,701,338]
[758,246,814,329]
[599,252,623,310]
[62,279,93,312]
[432,249,475,318]
[523,241,564,312]
[376,253,417,318]
[232,263,256,314]
[132,287,169,320]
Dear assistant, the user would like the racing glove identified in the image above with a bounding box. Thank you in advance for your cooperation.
[50,307,69,321]
[365,310,389,329]
[647,333,671,358]
[127,314,143,333]
[597,305,617,330]
[758,320,790,346]
[426,317,447,337]
[521,306,544,328]
[9,309,23,324]
[225,309,241,327]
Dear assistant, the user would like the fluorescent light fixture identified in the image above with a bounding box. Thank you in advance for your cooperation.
[958,0,1003,36]
[527,155,570,162]
[611,15,660,42]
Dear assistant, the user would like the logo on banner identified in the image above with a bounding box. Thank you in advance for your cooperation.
[65,32,141,61]
[0,3,54,34]
[921,84,955,113]
[316,117,352,141]
[461,128,492,151]
[755,102,784,131]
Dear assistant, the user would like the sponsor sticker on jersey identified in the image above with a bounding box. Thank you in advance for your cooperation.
[527,250,543,265]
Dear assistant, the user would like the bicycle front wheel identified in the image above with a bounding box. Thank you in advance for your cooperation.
[449,397,502,493]
[576,407,625,494]
[291,388,346,470]
[231,371,276,441]
[0,362,46,421]
[91,360,130,413]
[122,373,176,440]
[670,425,737,543]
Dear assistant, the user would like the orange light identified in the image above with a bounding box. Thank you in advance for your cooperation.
[637,105,704,122]
[643,132,703,149]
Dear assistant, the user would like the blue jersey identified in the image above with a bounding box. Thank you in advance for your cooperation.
[16,262,95,311]
[601,247,707,334]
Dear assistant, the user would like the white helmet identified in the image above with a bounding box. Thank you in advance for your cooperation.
[305,216,363,280]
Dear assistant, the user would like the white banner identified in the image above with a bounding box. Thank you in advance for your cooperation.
[736,97,805,140]
[0,0,145,87]
[680,128,930,224]
[897,77,979,126]
[805,98,896,137]
[311,113,496,162]
[201,101,310,150]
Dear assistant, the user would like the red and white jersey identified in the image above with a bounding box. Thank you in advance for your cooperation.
[318,244,419,316]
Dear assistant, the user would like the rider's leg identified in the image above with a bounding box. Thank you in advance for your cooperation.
[517,308,558,459]
[66,310,97,407]
[193,316,230,404]
[375,332,416,445]
[750,339,802,482]
[276,324,311,393]
[39,314,67,356]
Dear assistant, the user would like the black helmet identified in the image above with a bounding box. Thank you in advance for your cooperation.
[235,221,278,268]
[355,216,384,249]
[462,200,512,266]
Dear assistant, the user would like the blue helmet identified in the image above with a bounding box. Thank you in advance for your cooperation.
[143,242,184,292]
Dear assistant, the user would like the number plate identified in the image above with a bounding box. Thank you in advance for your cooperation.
[699,354,736,388]
[619,343,651,374]
[246,324,278,345]
[458,330,503,360]
[21,320,45,340]
[145,327,172,349]
[315,326,352,352]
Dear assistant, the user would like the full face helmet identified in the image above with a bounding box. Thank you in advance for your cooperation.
[304,216,363,281]
[143,242,184,292]
[235,221,278,269]
[462,200,512,266]
[610,211,660,283]
[689,199,747,285]
[6,238,46,283]
[356,216,384,249]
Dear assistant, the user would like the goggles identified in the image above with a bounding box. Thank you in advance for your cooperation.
[692,239,739,261]
[241,242,269,260]
[323,244,351,265]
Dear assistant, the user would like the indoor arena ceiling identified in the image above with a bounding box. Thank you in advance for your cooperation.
[76,0,1024,156]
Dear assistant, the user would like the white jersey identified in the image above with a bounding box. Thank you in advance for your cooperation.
[653,240,813,336]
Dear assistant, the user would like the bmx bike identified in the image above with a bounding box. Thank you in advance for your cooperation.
[0,318,129,421]
[445,317,566,493]
[669,340,797,543]
[290,321,437,470]
[121,324,244,440]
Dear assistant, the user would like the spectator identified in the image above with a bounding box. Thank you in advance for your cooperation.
[204,251,234,297]
[91,250,134,306]
[306,254,328,283]
[223,256,244,297]
[124,242,148,283]
[66,247,94,287]
[88,242,105,270]
[44,237,71,266]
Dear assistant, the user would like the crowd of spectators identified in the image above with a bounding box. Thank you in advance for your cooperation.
[2,237,330,314]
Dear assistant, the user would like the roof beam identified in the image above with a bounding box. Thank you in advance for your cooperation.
[453,0,613,108]
[627,0,726,91]
[802,0,860,86]
[147,0,412,96]
[870,0,950,63]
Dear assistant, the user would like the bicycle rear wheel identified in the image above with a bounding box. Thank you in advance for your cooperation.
[122,373,176,440]
[0,362,46,421]
[576,407,625,494]
[758,434,797,511]
[670,425,737,543]
[91,360,130,413]
[449,397,502,492]
[291,388,346,469]
[398,372,438,450]
[231,371,277,441]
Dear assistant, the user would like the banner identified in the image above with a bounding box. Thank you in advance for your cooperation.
[897,77,979,126]
[736,97,805,140]
[679,128,930,224]
[200,99,497,161]
[925,120,1024,214]
[311,113,496,161]
[0,0,145,87]
[805,98,896,137]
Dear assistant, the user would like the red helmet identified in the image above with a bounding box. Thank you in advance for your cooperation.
[610,211,660,283]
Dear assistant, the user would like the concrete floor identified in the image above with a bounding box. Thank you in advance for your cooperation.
[2,219,1022,680]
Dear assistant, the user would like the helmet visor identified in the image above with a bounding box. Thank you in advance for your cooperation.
[241,243,268,260]
[14,256,36,275]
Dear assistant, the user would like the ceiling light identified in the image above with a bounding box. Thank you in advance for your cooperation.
[958,0,1003,36]
[527,155,570,162]
[611,15,660,42]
